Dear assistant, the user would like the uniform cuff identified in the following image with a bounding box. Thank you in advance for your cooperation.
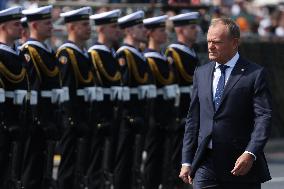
[244,151,256,160]
[182,163,191,167]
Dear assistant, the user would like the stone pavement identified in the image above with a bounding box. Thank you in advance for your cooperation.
[263,138,284,189]
[265,138,284,163]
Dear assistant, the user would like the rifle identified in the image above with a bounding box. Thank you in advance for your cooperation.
[7,140,24,189]
[101,103,121,189]
[41,105,62,189]
[73,101,94,189]
[160,101,181,189]
[73,137,88,189]
[160,132,175,189]
[6,107,27,189]
[129,116,145,189]
[101,138,114,189]
[41,140,58,189]
[132,133,144,189]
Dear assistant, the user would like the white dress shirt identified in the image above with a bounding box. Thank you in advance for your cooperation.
[212,52,239,99]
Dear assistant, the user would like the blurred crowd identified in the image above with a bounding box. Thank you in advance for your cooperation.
[1,0,284,40]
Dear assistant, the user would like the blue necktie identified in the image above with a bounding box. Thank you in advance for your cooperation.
[214,64,229,110]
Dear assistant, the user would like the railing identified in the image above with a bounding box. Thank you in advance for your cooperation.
[38,0,209,10]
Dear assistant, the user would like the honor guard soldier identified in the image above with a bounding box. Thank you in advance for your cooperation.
[56,7,95,189]
[0,6,31,188]
[88,9,122,189]
[143,15,179,189]
[19,17,30,45]
[21,5,67,189]
[165,12,200,188]
[115,11,155,189]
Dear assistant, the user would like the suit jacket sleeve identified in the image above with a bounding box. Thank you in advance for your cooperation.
[245,68,272,157]
[182,67,200,164]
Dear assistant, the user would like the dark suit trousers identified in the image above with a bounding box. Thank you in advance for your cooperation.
[193,150,261,189]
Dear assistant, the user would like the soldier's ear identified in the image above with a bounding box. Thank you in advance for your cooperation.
[30,21,37,30]
[125,27,132,35]
[0,23,4,31]
[146,30,152,38]
[69,23,75,31]
[97,25,103,33]
[179,27,186,36]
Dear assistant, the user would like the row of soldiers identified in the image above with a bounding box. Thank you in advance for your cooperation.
[0,5,199,189]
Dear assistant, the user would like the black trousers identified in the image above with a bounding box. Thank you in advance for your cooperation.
[57,127,77,189]
[193,149,261,189]
[22,126,45,189]
[143,123,165,189]
[58,123,91,189]
[114,118,134,189]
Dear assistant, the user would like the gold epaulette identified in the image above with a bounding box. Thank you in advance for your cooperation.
[89,50,121,83]
[147,57,174,85]
[64,48,94,87]
[123,49,148,84]
[0,62,27,84]
[165,48,193,83]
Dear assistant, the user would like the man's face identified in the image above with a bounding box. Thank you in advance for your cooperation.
[104,23,121,43]
[35,19,53,39]
[150,27,167,45]
[182,24,198,43]
[4,20,22,40]
[131,24,147,43]
[207,23,238,64]
[20,27,30,42]
[73,20,91,41]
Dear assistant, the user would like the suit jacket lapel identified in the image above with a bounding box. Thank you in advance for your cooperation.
[206,62,215,113]
[215,57,248,113]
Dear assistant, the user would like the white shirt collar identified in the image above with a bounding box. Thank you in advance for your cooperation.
[215,52,239,69]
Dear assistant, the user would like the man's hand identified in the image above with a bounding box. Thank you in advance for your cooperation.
[231,153,254,176]
[179,165,193,184]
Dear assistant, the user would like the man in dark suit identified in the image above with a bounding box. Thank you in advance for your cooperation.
[179,18,272,189]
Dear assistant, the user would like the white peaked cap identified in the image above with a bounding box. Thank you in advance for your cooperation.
[143,15,168,29]
[60,7,91,23]
[90,9,121,25]
[118,10,144,29]
[0,6,22,23]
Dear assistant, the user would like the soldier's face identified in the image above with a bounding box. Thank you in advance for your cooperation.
[105,23,121,43]
[182,24,198,43]
[132,24,147,43]
[4,20,22,40]
[36,19,53,39]
[21,27,30,43]
[150,27,167,45]
[73,20,91,41]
